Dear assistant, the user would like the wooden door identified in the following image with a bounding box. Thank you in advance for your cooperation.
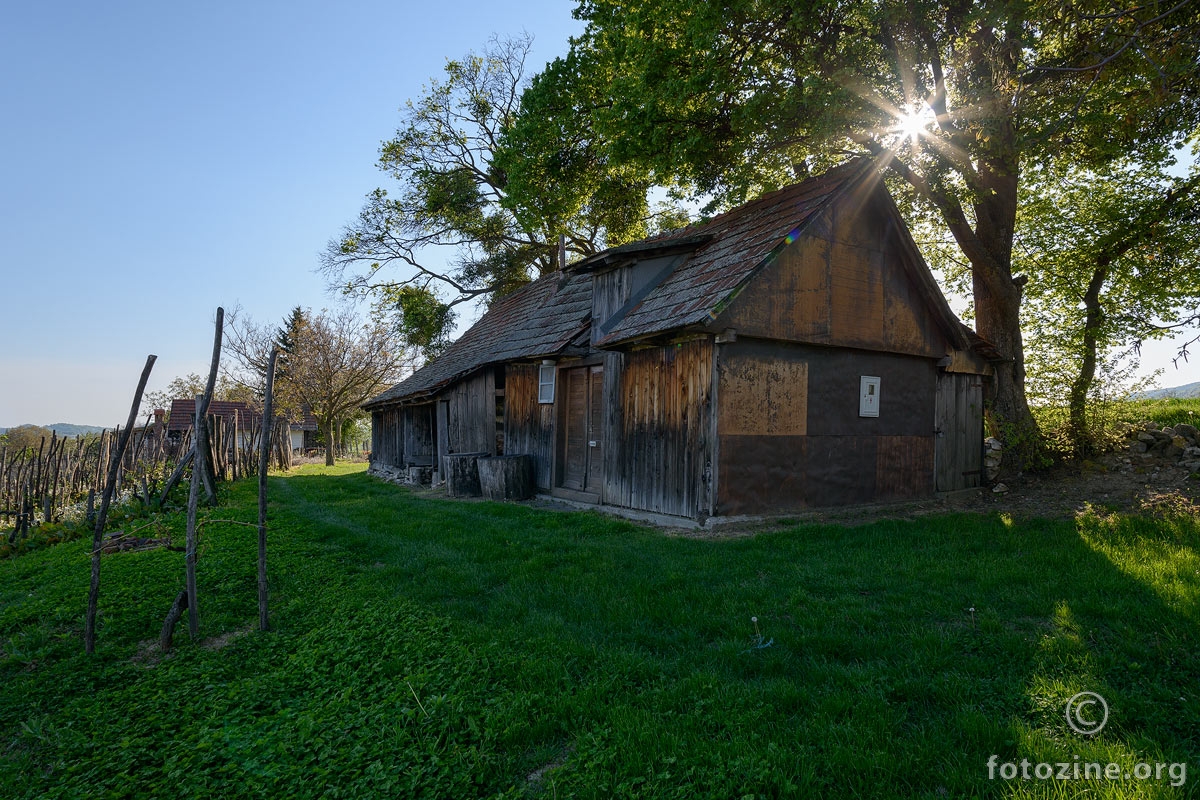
[561,366,604,493]
[586,366,604,490]
[935,373,983,492]
[435,400,449,482]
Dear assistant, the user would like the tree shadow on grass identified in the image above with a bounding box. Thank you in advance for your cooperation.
[987,508,1199,799]
[271,470,1200,798]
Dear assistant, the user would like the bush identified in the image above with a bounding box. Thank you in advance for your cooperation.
[1032,397,1200,461]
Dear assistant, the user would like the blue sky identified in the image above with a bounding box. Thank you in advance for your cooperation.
[1,2,1196,427]
[0,0,583,427]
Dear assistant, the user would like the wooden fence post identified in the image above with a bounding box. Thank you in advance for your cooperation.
[185,396,202,639]
[258,348,278,631]
[84,354,157,655]
[185,305,225,640]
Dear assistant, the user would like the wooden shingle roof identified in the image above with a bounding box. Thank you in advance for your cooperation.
[166,399,318,432]
[592,158,876,346]
[364,157,979,410]
[363,269,592,409]
[167,400,261,432]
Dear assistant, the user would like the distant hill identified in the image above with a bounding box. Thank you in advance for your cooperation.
[0,423,107,438]
[48,423,108,437]
[1133,381,1200,400]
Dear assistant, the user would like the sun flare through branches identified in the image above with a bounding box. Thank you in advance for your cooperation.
[890,104,937,149]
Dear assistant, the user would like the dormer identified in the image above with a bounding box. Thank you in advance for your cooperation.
[574,235,712,346]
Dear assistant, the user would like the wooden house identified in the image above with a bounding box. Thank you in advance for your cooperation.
[364,158,994,522]
[166,399,319,452]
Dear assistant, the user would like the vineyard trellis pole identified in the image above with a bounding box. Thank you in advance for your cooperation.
[84,353,157,655]
[258,348,278,631]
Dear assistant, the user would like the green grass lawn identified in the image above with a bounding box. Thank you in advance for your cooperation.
[1119,397,1200,429]
[2,463,1198,798]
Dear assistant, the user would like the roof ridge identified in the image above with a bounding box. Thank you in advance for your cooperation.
[366,157,890,404]
[674,157,872,236]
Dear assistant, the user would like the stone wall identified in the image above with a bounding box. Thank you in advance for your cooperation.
[1126,421,1200,472]
[368,463,434,487]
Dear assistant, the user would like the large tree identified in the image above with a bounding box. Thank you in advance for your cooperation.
[1018,157,1200,454]
[225,306,405,467]
[288,307,404,465]
[511,0,1200,464]
[222,307,300,418]
[492,38,692,250]
[321,34,661,344]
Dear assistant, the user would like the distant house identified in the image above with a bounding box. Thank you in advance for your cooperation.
[286,413,320,453]
[166,399,319,452]
[364,158,995,522]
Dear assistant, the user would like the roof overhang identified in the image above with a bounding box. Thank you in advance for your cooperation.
[574,234,713,272]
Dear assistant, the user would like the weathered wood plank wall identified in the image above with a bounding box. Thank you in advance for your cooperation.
[556,365,606,493]
[720,196,948,359]
[445,369,496,455]
[504,363,555,489]
[592,267,631,344]
[370,406,405,467]
[603,339,714,518]
[404,404,436,464]
[935,373,984,491]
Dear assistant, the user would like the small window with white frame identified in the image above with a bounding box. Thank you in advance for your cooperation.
[538,363,556,404]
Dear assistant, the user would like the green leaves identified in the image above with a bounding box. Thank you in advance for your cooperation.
[516,0,1200,449]
[324,32,671,327]
[1018,157,1200,453]
[322,36,546,317]
[380,285,454,358]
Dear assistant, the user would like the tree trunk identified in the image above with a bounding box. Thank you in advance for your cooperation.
[1068,265,1109,457]
[477,455,535,500]
[884,47,1046,471]
[445,453,486,497]
[973,269,1043,466]
[324,417,335,466]
[941,151,1045,470]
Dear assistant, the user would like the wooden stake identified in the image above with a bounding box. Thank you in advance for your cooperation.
[258,348,278,631]
[186,396,201,639]
[195,307,225,505]
[157,445,194,508]
[184,304,225,640]
[85,354,157,655]
[159,590,188,652]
